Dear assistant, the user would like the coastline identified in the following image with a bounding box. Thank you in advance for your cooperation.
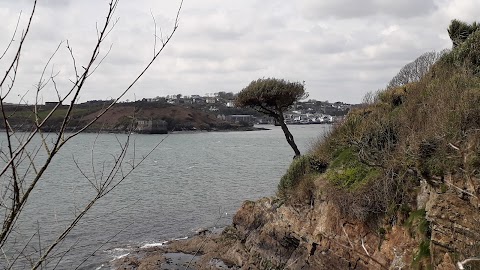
[112,230,228,270]
[0,126,270,134]
[168,126,270,134]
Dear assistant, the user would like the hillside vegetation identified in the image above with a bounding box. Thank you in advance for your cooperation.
[278,21,480,268]
[307,25,480,215]
[1,102,250,132]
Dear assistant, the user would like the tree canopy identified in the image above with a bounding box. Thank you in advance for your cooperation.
[448,19,479,48]
[387,50,447,89]
[235,78,308,157]
[235,78,307,117]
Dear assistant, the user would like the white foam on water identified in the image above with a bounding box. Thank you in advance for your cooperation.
[174,236,188,241]
[113,253,129,260]
[140,241,168,249]
[111,247,131,253]
[106,246,134,264]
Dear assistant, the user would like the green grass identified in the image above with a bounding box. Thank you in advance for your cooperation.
[325,148,381,189]
[405,209,430,236]
[278,155,312,194]
[412,240,431,267]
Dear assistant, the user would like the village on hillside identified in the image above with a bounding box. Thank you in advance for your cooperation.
[128,92,355,126]
[1,92,355,134]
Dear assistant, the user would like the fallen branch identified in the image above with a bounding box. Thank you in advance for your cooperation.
[457,257,480,269]
[361,237,370,256]
[448,143,460,151]
[341,224,354,248]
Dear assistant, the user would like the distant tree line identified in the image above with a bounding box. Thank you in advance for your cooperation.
[387,50,447,89]
[387,19,480,90]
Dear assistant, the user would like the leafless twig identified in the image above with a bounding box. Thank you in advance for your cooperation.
[0,0,183,268]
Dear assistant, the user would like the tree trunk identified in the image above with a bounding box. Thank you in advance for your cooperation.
[277,114,301,158]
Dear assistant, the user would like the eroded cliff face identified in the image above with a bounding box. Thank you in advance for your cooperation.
[422,175,480,268]
[117,176,479,270]
[205,176,480,269]
[222,197,408,269]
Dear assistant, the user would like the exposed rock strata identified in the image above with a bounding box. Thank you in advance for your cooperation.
[117,177,480,269]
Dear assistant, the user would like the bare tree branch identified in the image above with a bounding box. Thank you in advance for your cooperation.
[0,0,183,267]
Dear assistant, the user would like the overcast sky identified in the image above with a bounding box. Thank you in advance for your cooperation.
[0,0,478,104]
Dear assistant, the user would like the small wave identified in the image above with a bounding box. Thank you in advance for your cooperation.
[110,247,131,253]
[111,253,129,261]
[94,264,104,270]
[174,236,188,241]
[106,247,134,264]
[140,241,169,248]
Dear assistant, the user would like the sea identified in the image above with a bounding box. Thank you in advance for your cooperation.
[0,124,330,269]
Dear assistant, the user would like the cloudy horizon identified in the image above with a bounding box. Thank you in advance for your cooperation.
[0,0,478,104]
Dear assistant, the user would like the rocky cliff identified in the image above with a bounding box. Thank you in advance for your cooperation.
[117,173,479,270]
[214,175,479,269]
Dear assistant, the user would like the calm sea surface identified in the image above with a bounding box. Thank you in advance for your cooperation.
[1,125,329,269]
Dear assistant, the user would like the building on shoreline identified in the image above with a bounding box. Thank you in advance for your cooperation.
[135,119,168,134]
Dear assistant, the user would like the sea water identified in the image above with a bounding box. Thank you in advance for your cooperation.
[0,125,330,269]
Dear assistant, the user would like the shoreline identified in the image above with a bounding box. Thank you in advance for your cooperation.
[168,126,270,134]
[0,126,271,134]
[111,230,227,270]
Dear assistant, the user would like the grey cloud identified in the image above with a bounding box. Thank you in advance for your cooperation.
[301,0,438,19]
[41,0,71,7]
[0,0,465,104]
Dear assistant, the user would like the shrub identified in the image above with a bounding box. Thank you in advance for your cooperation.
[377,86,408,107]
[288,174,316,206]
[278,155,311,193]
[452,30,480,74]
[412,240,431,267]
[417,138,447,179]
[278,155,325,199]
[326,148,381,189]
[325,169,415,223]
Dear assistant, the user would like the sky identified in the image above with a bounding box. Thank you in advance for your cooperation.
[0,0,478,104]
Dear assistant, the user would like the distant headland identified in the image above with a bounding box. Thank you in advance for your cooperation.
[1,94,354,133]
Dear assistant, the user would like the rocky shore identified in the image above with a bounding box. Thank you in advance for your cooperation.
[112,231,234,270]
[114,173,479,269]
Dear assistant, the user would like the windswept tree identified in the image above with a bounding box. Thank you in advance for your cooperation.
[235,78,308,158]
[447,19,479,48]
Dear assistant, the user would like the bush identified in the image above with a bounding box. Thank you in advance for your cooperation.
[278,155,311,193]
[278,155,325,199]
[288,174,316,206]
[326,148,381,189]
[452,30,480,74]
[377,86,408,107]
[324,168,416,223]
